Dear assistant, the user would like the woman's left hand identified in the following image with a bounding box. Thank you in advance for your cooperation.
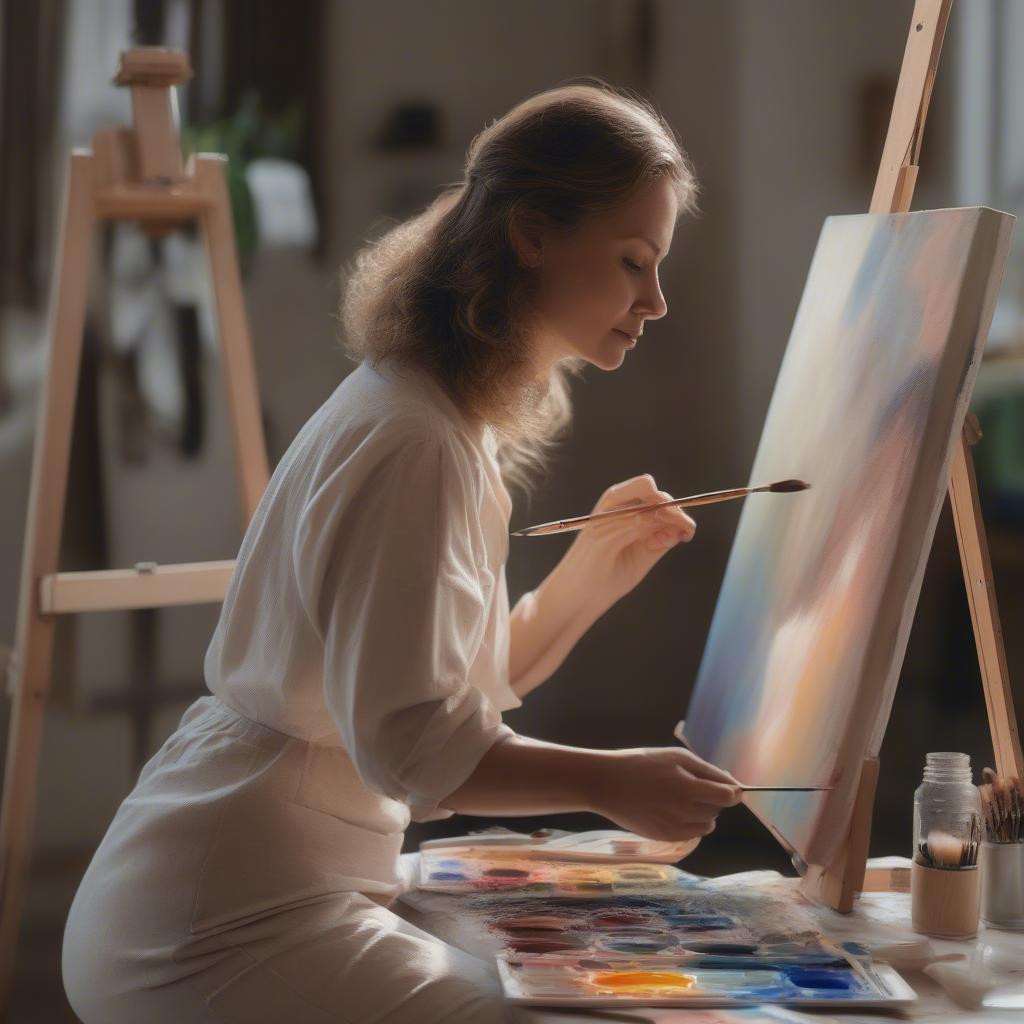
[562,473,696,612]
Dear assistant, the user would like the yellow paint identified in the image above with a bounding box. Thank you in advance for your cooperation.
[590,970,696,992]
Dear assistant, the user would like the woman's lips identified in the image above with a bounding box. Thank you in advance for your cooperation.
[613,329,638,347]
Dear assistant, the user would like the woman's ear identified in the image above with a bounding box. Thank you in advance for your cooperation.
[508,212,544,269]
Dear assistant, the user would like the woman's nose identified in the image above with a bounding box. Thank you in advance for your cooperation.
[635,279,668,320]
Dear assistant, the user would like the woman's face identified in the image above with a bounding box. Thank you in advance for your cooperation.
[523,175,678,372]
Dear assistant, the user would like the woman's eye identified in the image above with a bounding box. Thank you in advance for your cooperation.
[623,258,643,273]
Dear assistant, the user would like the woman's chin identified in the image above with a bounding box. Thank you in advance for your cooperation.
[583,344,628,371]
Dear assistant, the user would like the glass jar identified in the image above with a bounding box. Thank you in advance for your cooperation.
[913,752,982,869]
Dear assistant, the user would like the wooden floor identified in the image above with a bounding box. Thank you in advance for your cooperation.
[11,849,86,1023]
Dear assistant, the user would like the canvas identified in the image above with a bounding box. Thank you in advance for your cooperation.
[682,207,1015,870]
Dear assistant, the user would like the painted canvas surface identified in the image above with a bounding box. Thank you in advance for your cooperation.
[683,207,1014,868]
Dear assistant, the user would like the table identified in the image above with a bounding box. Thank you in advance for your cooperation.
[397,854,1024,1023]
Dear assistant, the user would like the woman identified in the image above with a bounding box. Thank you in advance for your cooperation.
[63,80,741,1024]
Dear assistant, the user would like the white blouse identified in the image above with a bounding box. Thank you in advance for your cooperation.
[203,357,522,835]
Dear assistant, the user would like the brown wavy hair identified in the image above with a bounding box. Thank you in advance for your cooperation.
[338,78,698,494]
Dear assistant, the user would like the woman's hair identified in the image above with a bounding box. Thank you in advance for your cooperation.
[338,78,698,495]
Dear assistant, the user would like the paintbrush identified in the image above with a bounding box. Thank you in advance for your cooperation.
[739,784,831,793]
[510,478,811,537]
[980,768,1023,843]
[917,823,981,869]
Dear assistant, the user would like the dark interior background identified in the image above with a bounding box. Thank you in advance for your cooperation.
[2,1,1023,1020]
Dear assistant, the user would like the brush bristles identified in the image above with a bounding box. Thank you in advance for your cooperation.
[767,479,810,493]
[980,770,1023,843]
[923,829,973,868]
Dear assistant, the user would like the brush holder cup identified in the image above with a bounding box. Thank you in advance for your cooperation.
[911,861,980,938]
[911,752,982,938]
[980,842,1024,931]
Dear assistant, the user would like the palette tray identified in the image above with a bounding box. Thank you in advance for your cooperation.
[496,944,916,1008]
[409,862,918,1011]
[418,849,687,895]
[420,827,698,863]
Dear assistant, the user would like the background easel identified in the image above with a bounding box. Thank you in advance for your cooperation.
[799,0,1024,913]
[0,47,269,1012]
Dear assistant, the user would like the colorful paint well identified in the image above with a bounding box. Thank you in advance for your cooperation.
[497,952,914,1007]
[418,850,685,895]
[590,969,696,992]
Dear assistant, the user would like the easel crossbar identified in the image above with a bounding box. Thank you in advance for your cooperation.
[39,561,236,614]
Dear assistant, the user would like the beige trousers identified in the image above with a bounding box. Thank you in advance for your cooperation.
[61,697,517,1023]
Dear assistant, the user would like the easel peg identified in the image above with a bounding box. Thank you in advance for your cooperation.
[963,411,983,446]
[894,164,919,214]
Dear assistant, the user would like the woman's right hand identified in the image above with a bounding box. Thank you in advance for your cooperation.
[592,747,742,841]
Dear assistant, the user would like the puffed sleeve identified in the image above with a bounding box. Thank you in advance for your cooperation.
[292,424,514,820]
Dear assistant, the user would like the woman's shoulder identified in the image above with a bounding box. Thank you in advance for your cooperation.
[336,359,488,460]
[295,361,480,489]
[317,361,445,443]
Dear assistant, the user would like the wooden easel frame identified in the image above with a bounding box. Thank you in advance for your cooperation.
[799,0,1024,913]
[0,47,270,1010]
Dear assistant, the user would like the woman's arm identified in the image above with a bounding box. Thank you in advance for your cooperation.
[508,474,696,698]
[508,544,607,698]
[441,732,742,841]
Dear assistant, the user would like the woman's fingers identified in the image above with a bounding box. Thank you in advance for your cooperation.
[672,748,741,788]
[592,479,696,546]
[653,490,696,539]
[594,482,696,543]
[588,497,695,548]
[682,774,743,808]
[597,474,659,511]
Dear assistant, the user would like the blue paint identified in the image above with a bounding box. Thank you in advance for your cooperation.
[602,937,673,954]
[666,914,735,931]
[786,968,861,992]
[693,954,850,971]
[428,870,466,881]
[684,942,758,955]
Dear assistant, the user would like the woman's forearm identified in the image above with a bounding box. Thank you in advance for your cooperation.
[508,546,608,698]
[440,732,616,816]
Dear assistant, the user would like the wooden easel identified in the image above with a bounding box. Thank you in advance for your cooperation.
[799,0,1024,913]
[0,47,269,1010]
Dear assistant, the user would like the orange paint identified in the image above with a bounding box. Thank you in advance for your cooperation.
[590,970,695,992]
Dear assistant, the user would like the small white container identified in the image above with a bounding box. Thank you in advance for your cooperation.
[980,841,1024,931]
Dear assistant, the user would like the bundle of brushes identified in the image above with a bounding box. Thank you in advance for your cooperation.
[917,818,980,870]
[979,767,1023,844]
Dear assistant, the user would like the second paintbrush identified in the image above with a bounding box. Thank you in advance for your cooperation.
[511,478,811,538]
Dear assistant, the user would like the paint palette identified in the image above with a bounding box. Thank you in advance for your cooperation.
[478,893,753,955]
[419,850,687,895]
[496,941,917,1008]
[410,852,917,1010]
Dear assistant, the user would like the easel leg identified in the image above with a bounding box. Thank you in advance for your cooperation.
[949,420,1024,779]
[0,153,95,1011]
[800,757,880,913]
[194,155,269,524]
